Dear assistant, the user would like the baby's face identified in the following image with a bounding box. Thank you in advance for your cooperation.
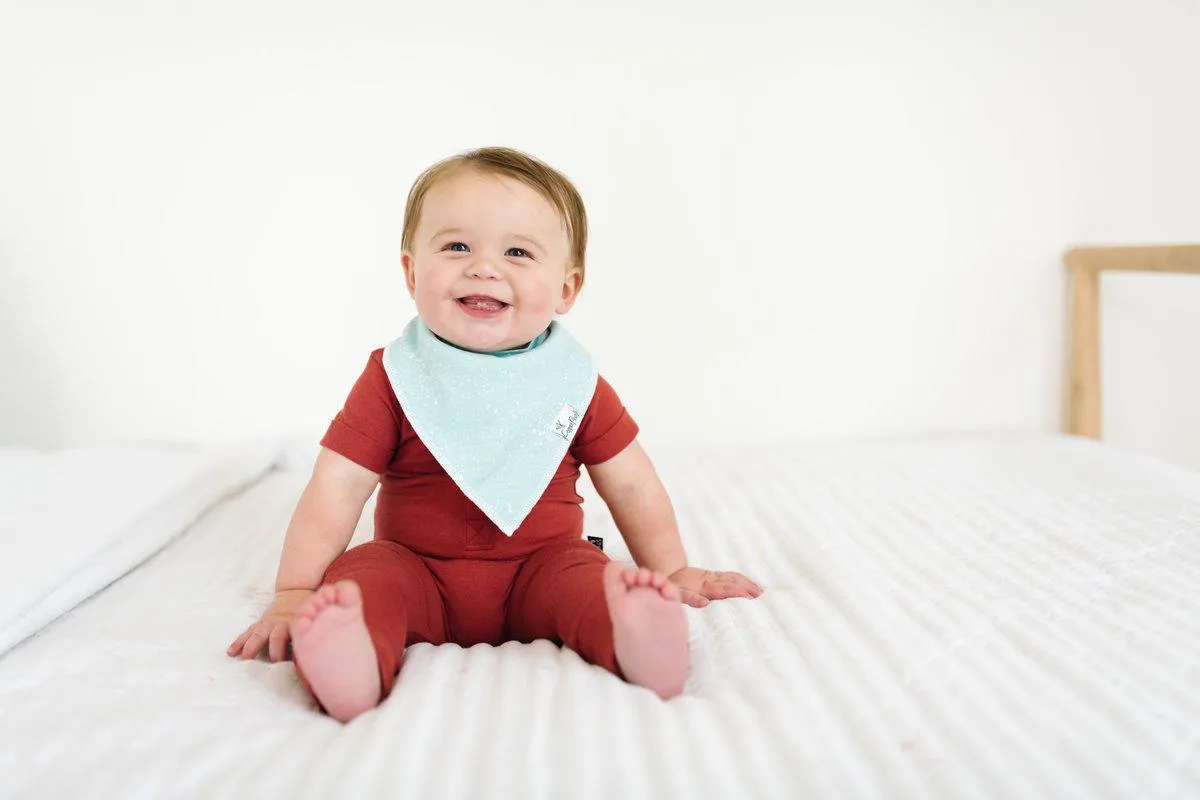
[402,169,581,353]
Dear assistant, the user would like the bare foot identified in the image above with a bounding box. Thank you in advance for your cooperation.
[603,560,689,699]
[289,580,381,722]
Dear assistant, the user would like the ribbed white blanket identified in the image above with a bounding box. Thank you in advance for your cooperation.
[0,434,1196,799]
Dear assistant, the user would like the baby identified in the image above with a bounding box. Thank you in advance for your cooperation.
[227,147,763,722]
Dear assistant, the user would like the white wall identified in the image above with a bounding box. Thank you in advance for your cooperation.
[1,0,1198,467]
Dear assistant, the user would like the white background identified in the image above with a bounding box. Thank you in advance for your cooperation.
[1,0,1197,468]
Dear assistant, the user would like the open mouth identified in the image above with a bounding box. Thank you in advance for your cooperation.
[457,295,509,318]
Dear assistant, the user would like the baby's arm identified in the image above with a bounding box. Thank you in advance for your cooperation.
[274,447,380,591]
[587,439,763,607]
[227,447,380,661]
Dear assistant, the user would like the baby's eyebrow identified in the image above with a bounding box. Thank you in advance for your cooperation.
[509,233,546,251]
[431,226,467,242]
[431,226,546,252]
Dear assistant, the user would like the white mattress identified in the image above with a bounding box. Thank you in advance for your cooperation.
[0,433,1198,799]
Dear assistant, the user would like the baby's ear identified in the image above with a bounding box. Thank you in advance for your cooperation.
[556,268,583,313]
[401,251,417,296]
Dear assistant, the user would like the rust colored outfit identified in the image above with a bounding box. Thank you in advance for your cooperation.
[294,348,639,702]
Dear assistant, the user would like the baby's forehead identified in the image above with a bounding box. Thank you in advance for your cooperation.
[431,168,547,206]
[424,171,569,236]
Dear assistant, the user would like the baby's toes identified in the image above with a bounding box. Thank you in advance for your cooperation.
[333,580,362,607]
[300,598,323,618]
[310,585,339,611]
[602,560,627,605]
[291,614,314,636]
[293,599,319,622]
[659,580,682,602]
[636,568,654,587]
[297,594,320,616]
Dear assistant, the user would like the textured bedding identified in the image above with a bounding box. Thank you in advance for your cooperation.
[0,434,1197,799]
[0,441,279,659]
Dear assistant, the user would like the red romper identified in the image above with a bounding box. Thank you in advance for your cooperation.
[294,348,640,703]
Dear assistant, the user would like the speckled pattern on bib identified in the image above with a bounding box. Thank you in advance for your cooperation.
[381,315,598,535]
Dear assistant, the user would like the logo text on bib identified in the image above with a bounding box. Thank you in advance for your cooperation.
[552,403,581,441]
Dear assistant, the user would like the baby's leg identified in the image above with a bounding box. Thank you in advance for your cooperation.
[506,538,688,699]
[291,540,446,722]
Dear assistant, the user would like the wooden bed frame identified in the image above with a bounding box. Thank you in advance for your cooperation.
[1064,244,1200,439]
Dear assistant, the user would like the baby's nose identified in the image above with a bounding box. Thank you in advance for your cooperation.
[467,256,501,275]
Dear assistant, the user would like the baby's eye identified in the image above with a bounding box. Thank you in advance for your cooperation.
[446,242,469,253]
[506,247,529,259]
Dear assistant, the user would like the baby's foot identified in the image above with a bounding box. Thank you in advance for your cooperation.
[289,580,381,723]
[603,560,689,699]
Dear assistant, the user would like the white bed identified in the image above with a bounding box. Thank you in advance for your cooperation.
[1,433,1198,799]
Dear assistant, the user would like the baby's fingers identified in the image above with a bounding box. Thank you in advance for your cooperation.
[268,625,291,663]
[703,578,753,600]
[717,571,764,597]
[227,626,257,657]
[232,626,267,660]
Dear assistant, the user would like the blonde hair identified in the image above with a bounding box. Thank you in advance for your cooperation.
[400,147,588,293]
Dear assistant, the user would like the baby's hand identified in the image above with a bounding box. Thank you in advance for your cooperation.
[667,567,763,608]
[227,588,314,662]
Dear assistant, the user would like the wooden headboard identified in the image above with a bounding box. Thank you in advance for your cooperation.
[1064,244,1200,439]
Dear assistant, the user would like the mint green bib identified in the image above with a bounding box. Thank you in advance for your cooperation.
[381,315,598,536]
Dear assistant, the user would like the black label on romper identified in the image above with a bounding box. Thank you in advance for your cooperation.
[587,536,604,551]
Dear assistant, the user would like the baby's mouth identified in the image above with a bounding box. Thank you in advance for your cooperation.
[457,296,510,319]
[458,295,509,311]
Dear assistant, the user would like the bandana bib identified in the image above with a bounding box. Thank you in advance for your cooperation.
[381,315,598,536]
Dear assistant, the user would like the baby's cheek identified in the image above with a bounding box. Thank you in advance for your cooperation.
[520,288,557,317]
[413,281,443,306]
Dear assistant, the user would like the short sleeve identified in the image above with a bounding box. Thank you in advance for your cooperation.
[319,349,401,474]
[570,374,640,465]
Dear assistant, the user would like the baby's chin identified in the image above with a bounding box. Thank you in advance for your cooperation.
[427,315,549,354]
